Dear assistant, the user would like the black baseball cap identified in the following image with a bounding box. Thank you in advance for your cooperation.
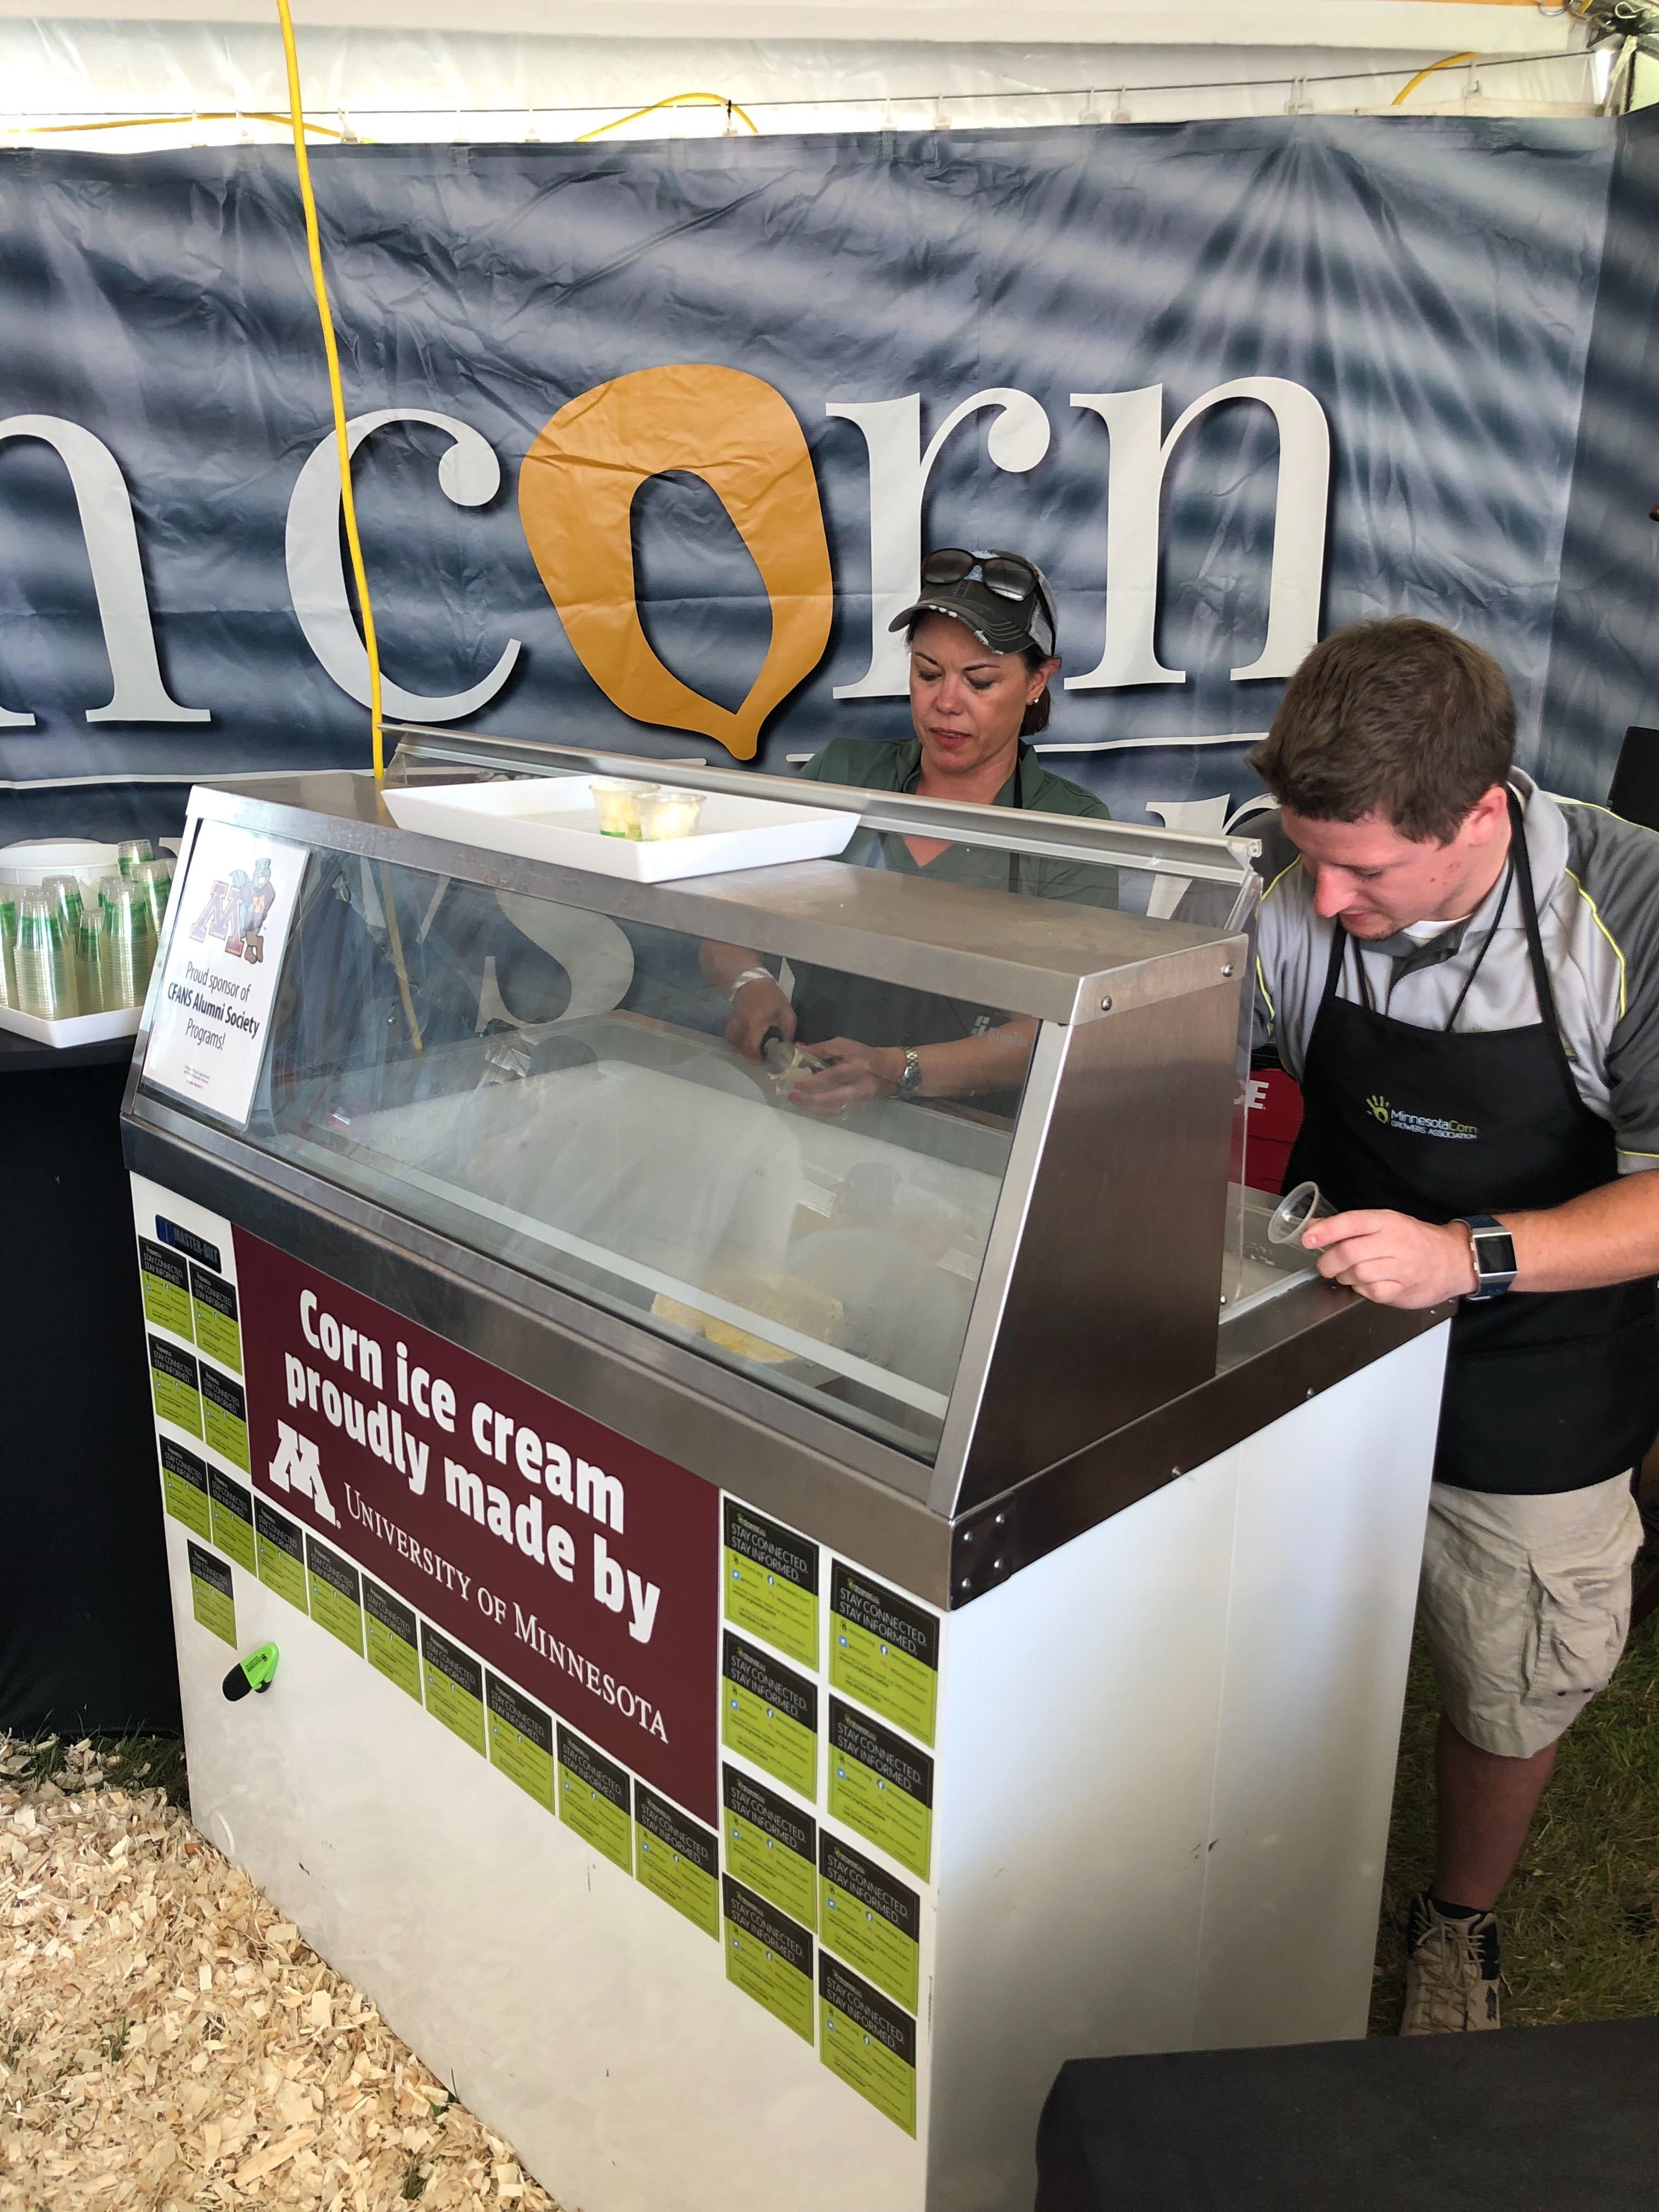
[889,548,1058,659]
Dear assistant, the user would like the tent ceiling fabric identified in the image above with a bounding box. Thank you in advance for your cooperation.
[0,14,1597,142]
[0,4,1599,43]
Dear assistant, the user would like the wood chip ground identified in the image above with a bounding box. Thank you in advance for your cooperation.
[1,1739,563,2209]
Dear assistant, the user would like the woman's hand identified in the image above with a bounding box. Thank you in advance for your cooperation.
[784,1038,905,1118]
[725,975,795,1059]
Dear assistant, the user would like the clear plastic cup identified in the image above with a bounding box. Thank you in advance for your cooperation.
[75,907,107,1015]
[41,873,83,939]
[14,889,78,1020]
[589,779,644,839]
[636,786,706,840]
[104,880,155,1009]
[1267,1180,1338,1248]
[136,856,175,940]
[0,896,15,1008]
[117,838,154,880]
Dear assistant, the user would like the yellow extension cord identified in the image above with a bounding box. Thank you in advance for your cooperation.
[274,0,425,1052]
[1392,53,1482,107]
[274,0,384,785]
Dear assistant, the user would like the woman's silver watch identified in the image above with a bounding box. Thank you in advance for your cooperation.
[896,1047,923,1099]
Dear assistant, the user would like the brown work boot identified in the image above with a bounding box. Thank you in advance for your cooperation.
[1401,1892,1502,2034]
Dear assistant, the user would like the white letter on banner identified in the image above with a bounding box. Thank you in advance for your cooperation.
[285,409,521,719]
[268,1419,339,1527]
[827,390,1051,699]
[1065,379,1330,691]
[0,415,210,726]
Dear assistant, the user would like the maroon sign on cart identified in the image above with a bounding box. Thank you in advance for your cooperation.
[234,1228,719,1821]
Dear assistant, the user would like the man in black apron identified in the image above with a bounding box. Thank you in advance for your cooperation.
[1251,619,1659,2034]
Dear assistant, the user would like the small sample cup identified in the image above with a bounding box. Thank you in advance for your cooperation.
[117,838,155,879]
[1267,1179,1338,1248]
[636,786,706,840]
[589,779,644,839]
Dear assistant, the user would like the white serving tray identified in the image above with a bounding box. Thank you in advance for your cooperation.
[381,774,859,883]
[0,1001,142,1048]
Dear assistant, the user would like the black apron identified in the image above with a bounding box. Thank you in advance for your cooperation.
[1283,789,1659,1494]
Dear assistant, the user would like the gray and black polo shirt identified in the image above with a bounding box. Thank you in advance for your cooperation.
[1254,772,1659,1175]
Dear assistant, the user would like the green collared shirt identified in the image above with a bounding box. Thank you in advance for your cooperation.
[796,738,1117,910]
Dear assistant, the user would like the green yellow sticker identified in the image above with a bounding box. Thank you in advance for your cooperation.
[138,1237,193,1340]
[148,1334,202,1437]
[187,1541,236,1649]
[363,1577,422,1702]
[421,1622,486,1756]
[253,1497,308,1612]
[487,1673,555,1813]
[159,1437,212,1540]
[199,1365,250,1474]
[723,1876,814,2043]
[306,1533,365,1657]
[820,1830,921,2013]
[558,1725,633,1872]
[207,1469,257,1575]
[722,1633,817,1802]
[723,1762,816,1926]
[828,1561,939,1747]
[636,1785,720,1938]
[724,1499,819,1669]
[827,1700,933,1882]
[189,1263,242,1374]
[820,1954,917,2136]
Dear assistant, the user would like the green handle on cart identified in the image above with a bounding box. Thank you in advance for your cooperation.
[222,1641,280,1701]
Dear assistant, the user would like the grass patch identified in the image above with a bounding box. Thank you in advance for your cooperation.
[1371,1604,1659,2032]
[2,1730,189,1809]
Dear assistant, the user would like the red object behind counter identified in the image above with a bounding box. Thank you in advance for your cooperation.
[1239,1064,1305,1196]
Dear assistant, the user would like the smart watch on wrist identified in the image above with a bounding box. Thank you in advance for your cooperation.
[896,1047,923,1100]
[1456,1214,1518,1302]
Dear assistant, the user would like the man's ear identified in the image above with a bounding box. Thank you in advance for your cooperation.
[1463,784,1511,844]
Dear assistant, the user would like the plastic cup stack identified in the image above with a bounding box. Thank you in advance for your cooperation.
[117,838,154,881]
[75,905,107,1015]
[41,872,84,941]
[0,896,16,1008]
[104,879,155,1010]
[136,856,175,941]
[14,889,78,1020]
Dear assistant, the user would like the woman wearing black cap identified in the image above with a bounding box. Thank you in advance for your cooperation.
[702,547,1113,1118]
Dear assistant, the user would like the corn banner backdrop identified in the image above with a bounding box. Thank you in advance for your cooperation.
[1,108,1656,848]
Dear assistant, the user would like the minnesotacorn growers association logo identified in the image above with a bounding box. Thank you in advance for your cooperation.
[1364,1093,1478,1141]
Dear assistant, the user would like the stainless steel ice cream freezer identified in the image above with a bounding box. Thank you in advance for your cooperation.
[121,733,1450,2212]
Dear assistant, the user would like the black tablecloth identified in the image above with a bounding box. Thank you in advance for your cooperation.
[0,1029,180,1736]
[1037,2018,1659,2212]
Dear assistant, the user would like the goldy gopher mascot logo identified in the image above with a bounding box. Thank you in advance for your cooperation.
[518,364,834,762]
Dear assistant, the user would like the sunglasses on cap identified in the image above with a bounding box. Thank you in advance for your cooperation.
[919,548,1057,652]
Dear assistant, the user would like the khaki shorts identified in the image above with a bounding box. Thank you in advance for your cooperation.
[1418,1472,1644,1759]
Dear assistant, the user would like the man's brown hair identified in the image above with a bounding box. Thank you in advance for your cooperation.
[1247,619,1515,844]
